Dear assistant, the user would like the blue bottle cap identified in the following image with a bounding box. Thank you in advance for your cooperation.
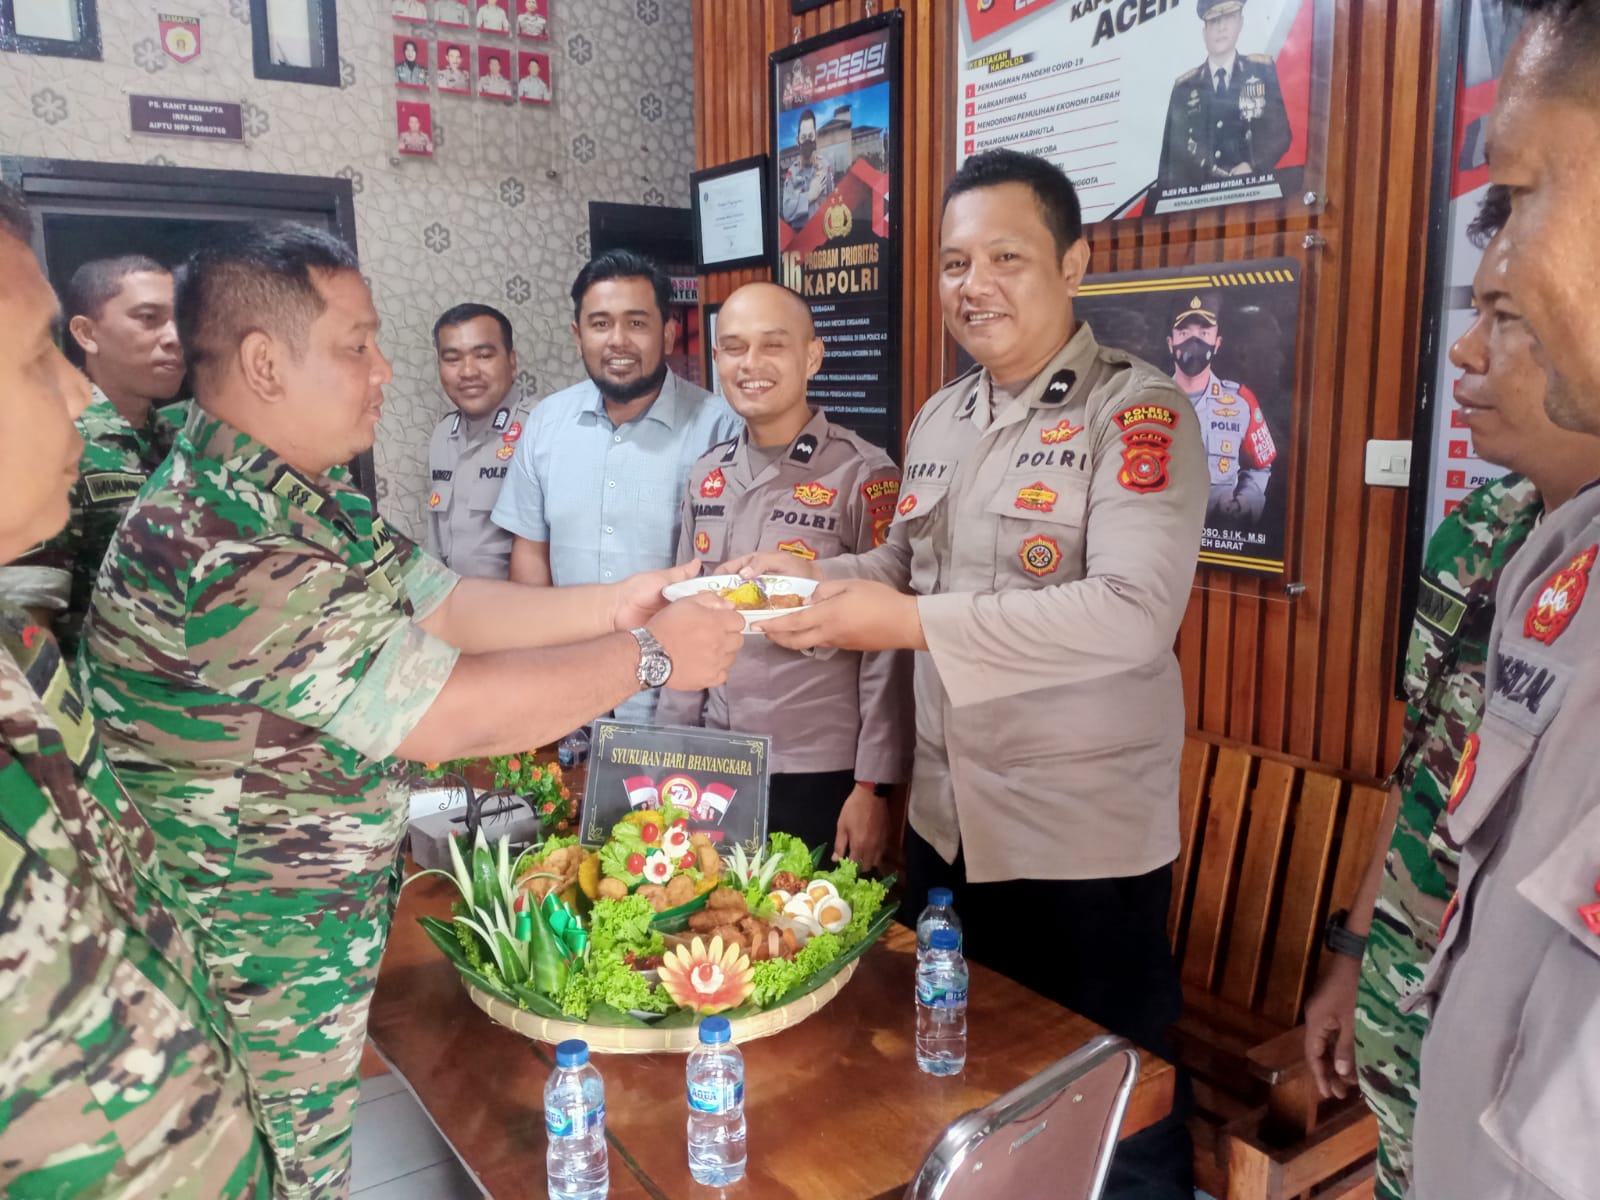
[698,1016,732,1045]
[555,1039,589,1067]
[927,887,953,907]
[929,928,959,951]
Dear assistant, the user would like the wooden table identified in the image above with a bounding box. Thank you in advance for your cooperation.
[368,874,1175,1200]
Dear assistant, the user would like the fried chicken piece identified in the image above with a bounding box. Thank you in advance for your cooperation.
[695,844,722,877]
[664,873,696,908]
[596,878,628,901]
[771,871,805,895]
[736,915,766,943]
[768,593,804,609]
[687,909,724,934]
[706,889,748,914]
[636,883,669,912]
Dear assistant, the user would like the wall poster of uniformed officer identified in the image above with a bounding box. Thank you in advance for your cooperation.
[1074,257,1301,574]
[954,0,1317,224]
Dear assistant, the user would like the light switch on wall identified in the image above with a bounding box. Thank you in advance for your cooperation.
[1364,439,1412,487]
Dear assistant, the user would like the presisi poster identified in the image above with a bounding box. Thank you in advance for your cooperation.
[1074,258,1300,575]
[1419,1,1524,540]
[771,11,901,455]
[955,0,1316,224]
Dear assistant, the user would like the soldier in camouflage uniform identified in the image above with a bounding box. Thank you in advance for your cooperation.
[0,186,275,1198]
[1302,187,1600,1200]
[0,256,186,658]
[80,223,740,1197]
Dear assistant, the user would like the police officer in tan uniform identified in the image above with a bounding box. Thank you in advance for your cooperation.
[658,283,909,867]
[426,304,535,578]
[734,151,1205,1199]
[1406,6,1600,1196]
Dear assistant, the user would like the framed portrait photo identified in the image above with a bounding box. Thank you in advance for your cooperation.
[436,39,472,94]
[391,0,427,21]
[475,0,510,35]
[478,44,513,99]
[394,34,428,89]
[251,0,339,86]
[432,0,469,27]
[516,50,550,104]
[397,99,434,156]
[690,154,771,272]
[515,0,546,40]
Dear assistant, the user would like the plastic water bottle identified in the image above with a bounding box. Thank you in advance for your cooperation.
[557,727,591,769]
[916,929,968,1076]
[916,886,962,960]
[545,1040,608,1200]
[686,1016,747,1185]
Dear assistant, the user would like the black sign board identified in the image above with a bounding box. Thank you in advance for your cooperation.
[129,94,244,142]
[580,720,770,849]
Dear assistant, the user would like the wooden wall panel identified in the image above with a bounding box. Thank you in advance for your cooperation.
[692,0,1437,782]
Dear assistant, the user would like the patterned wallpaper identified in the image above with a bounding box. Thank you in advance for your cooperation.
[0,0,693,537]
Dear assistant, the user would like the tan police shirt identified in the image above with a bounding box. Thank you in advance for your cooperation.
[1408,484,1600,1200]
[424,393,536,578]
[827,321,1206,883]
[656,409,911,783]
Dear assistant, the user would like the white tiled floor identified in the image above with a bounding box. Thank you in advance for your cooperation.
[350,1069,485,1199]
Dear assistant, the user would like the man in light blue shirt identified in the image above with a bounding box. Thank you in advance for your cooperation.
[493,250,741,721]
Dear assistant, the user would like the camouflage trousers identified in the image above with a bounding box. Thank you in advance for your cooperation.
[1353,907,1434,1200]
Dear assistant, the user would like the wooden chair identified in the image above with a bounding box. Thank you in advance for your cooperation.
[905,1035,1140,1200]
[1169,734,1387,1200]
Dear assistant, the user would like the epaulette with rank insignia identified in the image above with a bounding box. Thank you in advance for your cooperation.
[1245,53,1274,64]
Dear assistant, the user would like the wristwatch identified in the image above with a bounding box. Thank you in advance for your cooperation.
[1323,909,1368,960]
[628,627,672,690]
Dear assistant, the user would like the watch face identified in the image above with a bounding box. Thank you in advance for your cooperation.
[642,652,672,689]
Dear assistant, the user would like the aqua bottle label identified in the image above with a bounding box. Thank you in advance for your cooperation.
[688,1077,744,1113]
[916,981,968,1008]
[545,1102,606,1137]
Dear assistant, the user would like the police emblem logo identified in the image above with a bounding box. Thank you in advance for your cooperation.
[1118,430,1173,493]
[860,477,900,503]
[1218,457,1232,474]
[1447,732,1478,815]
[700,468,727,498]
[792,482,837,507]
[897,493,917,516]
[1014,481,1058,512]
[502,421,523,444]
[1579,900,1600,937]
[496,444,514,461]
[823,201,853,241]
[871,512,892,547]
[694,530,711,555]
[1040,418,1083,445]
[1524,544,1598,645]
[1019,534,1062,577]
[492,409,510,430]
[428,491,442,507]
[777,537,817,560]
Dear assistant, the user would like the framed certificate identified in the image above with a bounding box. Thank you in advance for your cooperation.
[690,154,771,272]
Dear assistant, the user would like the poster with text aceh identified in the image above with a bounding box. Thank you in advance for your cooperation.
[956,0,1316,224]
[1074,257,1301,575]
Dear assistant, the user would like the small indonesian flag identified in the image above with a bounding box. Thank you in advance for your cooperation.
[698,781,736,824]
[623,775,659,810]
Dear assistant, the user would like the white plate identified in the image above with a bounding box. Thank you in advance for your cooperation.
[661,573,818,632]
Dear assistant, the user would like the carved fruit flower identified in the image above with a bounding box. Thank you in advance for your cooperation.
[658,935,755,1014]
[661,826,691,857]
[643,849,674,884]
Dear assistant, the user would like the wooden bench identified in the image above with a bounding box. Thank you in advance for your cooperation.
[1169,733,1389,1200]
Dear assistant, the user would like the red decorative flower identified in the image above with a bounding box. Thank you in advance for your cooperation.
[541,802,555,814]
[507,757,522,771]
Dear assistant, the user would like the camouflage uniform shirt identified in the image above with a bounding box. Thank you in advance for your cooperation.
[0,607,272,1198]
[0,387,184,658]
[1353,474,1541,1200]
[82,409,461,1200]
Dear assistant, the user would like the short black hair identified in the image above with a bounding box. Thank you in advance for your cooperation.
[798,108,817,129]
[433,302,513,352]
[570,249,671,323]
[177,221,359,388]
[942,149,1083,257]
[1467,184,1512,249]
[402,38,418,53]
[0,182,30,243]
[62,255,169,366]
[1504,0,1600,100]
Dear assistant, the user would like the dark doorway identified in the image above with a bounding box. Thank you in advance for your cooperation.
[2,156,371,494]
